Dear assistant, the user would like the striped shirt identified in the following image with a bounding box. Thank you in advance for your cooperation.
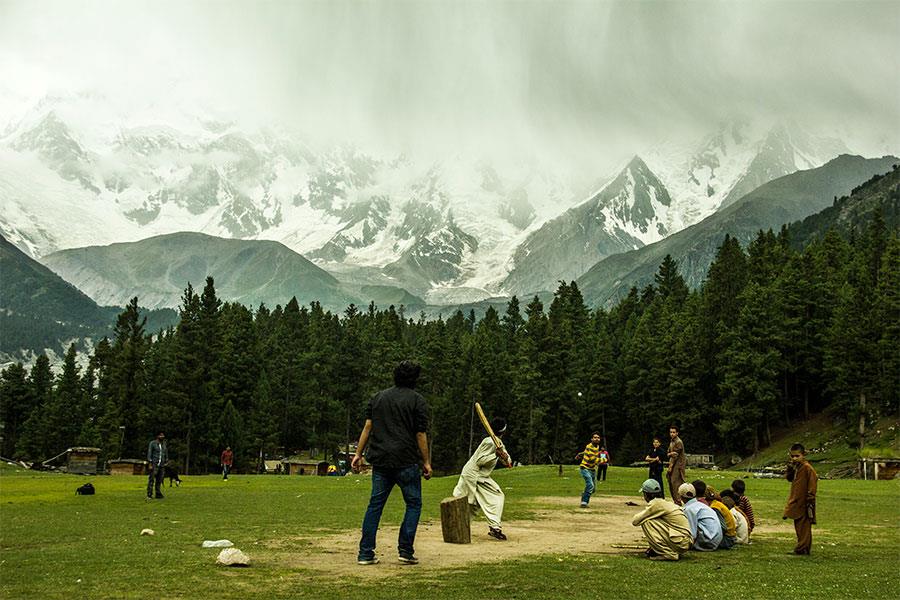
[738,495,756,531]
[580,443,602,469]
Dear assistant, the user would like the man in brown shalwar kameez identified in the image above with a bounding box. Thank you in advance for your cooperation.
[666,425,686,506]
[783,443,818,555]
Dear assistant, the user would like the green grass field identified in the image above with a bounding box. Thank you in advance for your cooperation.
[1,463,898,599]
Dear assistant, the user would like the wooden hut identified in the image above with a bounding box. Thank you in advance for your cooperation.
[282,457,330,476]
[685,453,715,468]
[65,447,101,474]
[108,459,148,475]
[859,457,900,480]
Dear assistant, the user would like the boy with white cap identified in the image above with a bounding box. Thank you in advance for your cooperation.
[631,478,693,561]
[679,482,723,551]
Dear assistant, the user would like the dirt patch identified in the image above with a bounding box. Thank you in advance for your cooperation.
[282,495,649,579]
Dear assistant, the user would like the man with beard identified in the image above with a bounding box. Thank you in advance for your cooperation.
[453,417,512,540]
[666,425,686,505]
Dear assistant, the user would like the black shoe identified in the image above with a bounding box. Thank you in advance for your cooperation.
[155,494,164,499]
[645,548,659,557]
[488,527,507,541]
[398,555,419,564]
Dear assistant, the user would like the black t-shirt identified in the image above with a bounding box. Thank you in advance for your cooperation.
[364,386,429,468]
[648,447,666,474]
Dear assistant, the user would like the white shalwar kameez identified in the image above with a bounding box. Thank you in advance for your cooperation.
[452,436,509,528]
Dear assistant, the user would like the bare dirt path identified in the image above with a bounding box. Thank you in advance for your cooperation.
[281,495,649,579]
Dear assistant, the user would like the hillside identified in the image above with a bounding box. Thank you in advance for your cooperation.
[43,231,359,311]
[0,233,116,360]
[787,165,900,248]
[0,234,176,363]
[732,412,900,479]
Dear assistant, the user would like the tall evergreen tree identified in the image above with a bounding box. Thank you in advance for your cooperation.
[655,254,689,305]
[0,363,35,458]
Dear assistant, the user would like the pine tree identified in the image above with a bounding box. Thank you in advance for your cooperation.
[716,281,781,452]
[874,236,900,410]
[107,298,149,458]
[16,354,53,459]
[44,344,82,454]
[0,363,35,458]
[655,254,689,305]
[247,369,279,472]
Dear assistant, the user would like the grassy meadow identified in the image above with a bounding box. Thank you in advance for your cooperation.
[1,463,898,599]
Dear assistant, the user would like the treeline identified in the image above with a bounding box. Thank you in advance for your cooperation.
[1,219,897,473]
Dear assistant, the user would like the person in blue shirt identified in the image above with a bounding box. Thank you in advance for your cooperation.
[678,482,722,551]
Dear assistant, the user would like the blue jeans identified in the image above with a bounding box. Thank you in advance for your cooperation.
[358,464,422,560]
[580,467,596,504]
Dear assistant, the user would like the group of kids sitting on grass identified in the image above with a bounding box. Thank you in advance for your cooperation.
[631,477,756,561]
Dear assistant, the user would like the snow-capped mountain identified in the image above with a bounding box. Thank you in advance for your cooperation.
[501,156,673,295]
[0,95,852,306]
[645,119,849,223]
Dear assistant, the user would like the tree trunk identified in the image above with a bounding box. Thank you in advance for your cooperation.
[345,404,351,475]
[783,373,791,427]
[528,397,534,465]
[440,496,471,544]
[803,386,809,420]
[185,412,192,476]
[859,391,867,450]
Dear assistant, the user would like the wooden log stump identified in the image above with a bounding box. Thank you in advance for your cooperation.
[440,495,471,544]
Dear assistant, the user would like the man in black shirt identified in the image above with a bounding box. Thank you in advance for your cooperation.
[352,361,432,565]
[645,437,667,499]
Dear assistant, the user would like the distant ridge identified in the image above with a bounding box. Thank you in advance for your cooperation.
[43,231,358,311]
[578,154,899,307]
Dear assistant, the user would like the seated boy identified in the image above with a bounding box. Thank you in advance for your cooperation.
[703,484,737,549]
[732,479,756,533]
[721,494,749,544]
[679,483,722,551]
[631,479,692,561]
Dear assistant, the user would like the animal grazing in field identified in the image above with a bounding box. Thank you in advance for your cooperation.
[164,461,182,487]
[75,482,95,495]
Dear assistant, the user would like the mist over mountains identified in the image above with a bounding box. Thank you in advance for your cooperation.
[0,93,861,309]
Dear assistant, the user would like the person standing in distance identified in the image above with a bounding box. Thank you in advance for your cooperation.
[666,425,686,506]
[221,446,234,481]
[352,361,432,566]
[146,432,167,499]
[645,437,667,499]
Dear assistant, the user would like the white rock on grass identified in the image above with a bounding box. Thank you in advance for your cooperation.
[202,540,234,548]
[140,529,155,536]
[216,548,250,566]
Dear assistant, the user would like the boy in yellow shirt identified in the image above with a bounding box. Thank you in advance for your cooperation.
[575,432,602,508]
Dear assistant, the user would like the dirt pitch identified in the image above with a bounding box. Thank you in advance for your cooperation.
[284,495,650,579]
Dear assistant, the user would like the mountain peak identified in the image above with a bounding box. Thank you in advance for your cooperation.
[626,155,649,171]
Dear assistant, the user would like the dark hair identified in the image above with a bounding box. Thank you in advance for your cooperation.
[691,479,707,498]
[669,424,679,433]
[591,431,601,438]
[653,437,661,443]
[731,479,746,494]
[643,490,664,502]
[491,418,507,434]
[722,495,736,509]
[393,360,421,388]
[790,443,806,453]
[720,488,737,501]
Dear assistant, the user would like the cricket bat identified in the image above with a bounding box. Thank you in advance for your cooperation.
[474,402,512,467]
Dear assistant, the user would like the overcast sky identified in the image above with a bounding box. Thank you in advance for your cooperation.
[1,0,898,175]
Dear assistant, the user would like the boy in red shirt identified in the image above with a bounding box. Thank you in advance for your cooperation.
[221,446,234,481]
